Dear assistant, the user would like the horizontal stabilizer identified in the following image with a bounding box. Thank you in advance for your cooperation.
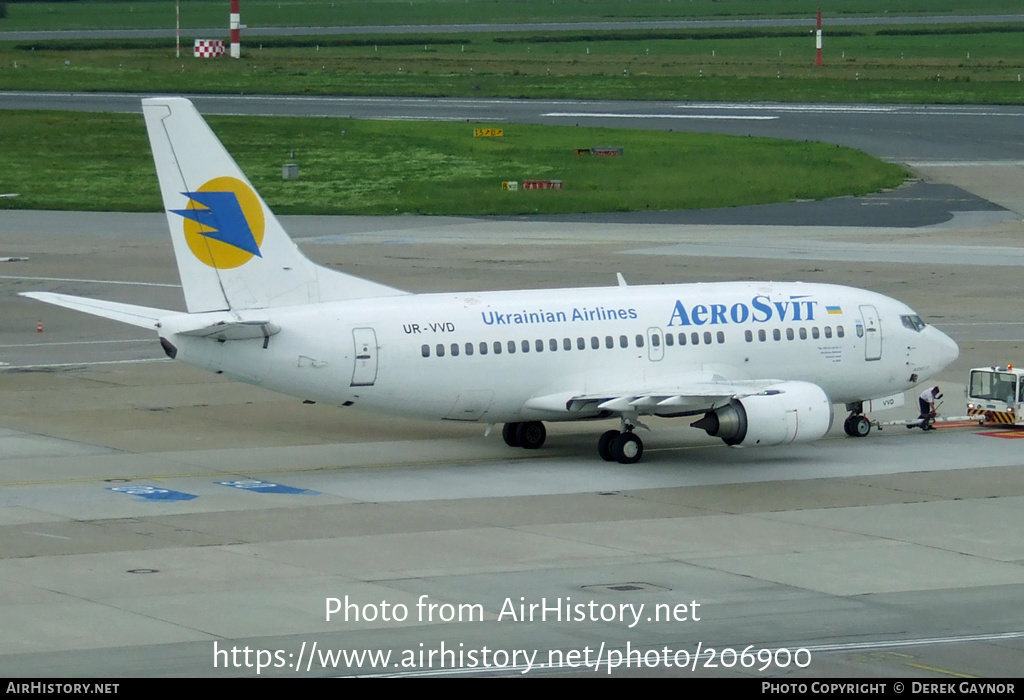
[176,319,280,342]
[20,292,169,330]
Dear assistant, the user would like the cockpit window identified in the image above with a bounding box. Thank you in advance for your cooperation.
[900,314,926,332]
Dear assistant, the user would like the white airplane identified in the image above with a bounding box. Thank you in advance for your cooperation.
[22,97,959,464]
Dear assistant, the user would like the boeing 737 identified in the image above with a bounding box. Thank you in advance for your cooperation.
[22,98,959,464]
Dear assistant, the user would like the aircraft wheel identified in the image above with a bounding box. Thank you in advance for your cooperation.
[502,422,521,447]
[597,430,619,462]
[516,421,546,450]
[612,432,643,464]
[844,415,871,437]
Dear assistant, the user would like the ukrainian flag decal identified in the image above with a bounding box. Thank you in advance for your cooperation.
[171,176,265,269]
[826,305,843,315]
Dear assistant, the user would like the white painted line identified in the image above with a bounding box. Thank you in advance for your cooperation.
[0,339,152,348]
[676,102,899,113]
[364,630,1024,678]
[544,111,778,120]
[1,358,170,370]
[906,160,1024,167]
[802,630,1024,654]
[23,531,72,540]
[942,321,1024,326]
[1,275,180,288]
[372,115,504,122]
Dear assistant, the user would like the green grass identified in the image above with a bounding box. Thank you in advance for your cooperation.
[3,22,1024,104]
[0,110,908,216]
[1,0,1022,32]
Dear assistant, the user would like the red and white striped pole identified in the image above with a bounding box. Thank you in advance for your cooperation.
[230,0,240,59]
[814,8,823,66]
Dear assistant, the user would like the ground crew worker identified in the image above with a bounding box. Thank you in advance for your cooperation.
[917,386,941,430]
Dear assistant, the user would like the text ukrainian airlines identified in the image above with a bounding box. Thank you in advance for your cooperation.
[481,306,638,326]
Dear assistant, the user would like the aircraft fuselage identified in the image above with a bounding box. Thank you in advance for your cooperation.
[162,280,957,425]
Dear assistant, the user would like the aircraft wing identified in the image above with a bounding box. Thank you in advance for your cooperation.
[20,292,169,330]
[525,377,787,416]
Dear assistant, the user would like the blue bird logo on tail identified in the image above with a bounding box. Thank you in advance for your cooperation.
[171,177,265,269]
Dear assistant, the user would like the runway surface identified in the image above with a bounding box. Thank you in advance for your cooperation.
[3,13,1022,42]
[1,96,1024,677]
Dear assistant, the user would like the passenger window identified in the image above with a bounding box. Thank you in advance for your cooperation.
[678,333,687,346]
[799,328,807,340]
[436,344,445,357]
[824,327,833,339]
[591,336,600,350]
[773,329,781,341]
[786,328,794,340]
[691,332,699,346]
[665,333,674,347]
[564,337,572,351]
[837,325,845,338]
[717,331,725,344]
[549,338,558,352]
[606,336,614,349]
[577,337,586,350]
[758,329,766,342]
[745,330,753,343]
[703,331,712,345]
[651,334,661,348]
[494,341,503,355]
[465,342,474,356]
[522,339,530,353]
[535,339,543,352]
[620,335,628,348]
[479,342,488,355]
[635,334,645,348]
[812,327,820,339]
[451,343,460,357]
[507,340,516,354]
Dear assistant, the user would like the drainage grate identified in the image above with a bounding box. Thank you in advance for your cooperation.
[581,582,668,594]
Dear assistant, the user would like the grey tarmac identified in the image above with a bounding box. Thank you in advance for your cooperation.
[0,97,1022,676]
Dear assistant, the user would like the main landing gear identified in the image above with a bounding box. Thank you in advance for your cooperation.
[598,428,643,464]
[500,420,645,463]
[843,404,871,438]
[502,421,547,450]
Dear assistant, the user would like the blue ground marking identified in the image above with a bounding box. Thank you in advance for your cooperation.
[108,485,198,502]
[216,479,320,495]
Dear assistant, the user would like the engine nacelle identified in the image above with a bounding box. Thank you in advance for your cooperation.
[690,381,833,447]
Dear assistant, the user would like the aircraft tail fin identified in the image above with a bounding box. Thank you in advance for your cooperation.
[142,97,406,313]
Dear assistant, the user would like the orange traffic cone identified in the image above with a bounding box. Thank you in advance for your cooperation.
[36,319,43,333]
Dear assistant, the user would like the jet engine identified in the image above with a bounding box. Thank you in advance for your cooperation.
[690,381,833,447]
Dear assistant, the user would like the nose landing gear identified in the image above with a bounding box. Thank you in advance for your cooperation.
[843,413,871,437]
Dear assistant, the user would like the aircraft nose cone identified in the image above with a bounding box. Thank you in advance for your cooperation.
[936,328,959,370]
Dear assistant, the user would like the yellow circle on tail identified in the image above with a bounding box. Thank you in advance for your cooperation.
[181,176,266,270]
